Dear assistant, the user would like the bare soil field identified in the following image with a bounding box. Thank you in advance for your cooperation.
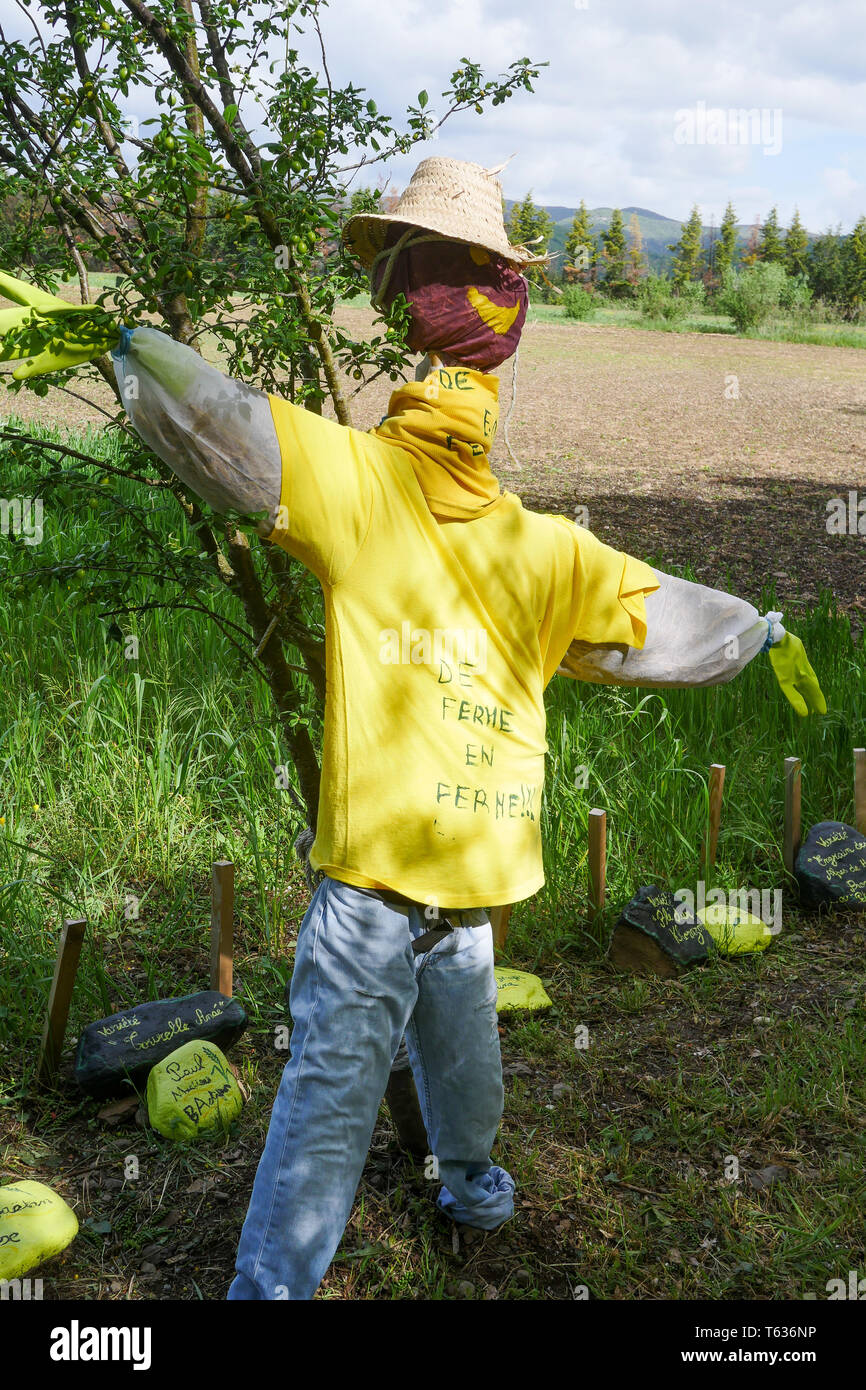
[3,301,864,623]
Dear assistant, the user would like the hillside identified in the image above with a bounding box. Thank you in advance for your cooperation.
[503,199,778,274]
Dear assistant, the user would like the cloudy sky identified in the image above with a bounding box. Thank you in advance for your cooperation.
[302,0,866,232]
[2,0,863,232]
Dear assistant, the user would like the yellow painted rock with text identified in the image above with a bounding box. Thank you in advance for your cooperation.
[0,1180,78,1280]
[146,1040,243,1141]
[697,905,774,955]
[494,967,552,1013]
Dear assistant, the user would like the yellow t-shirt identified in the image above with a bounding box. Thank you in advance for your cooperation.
[267,366,658,908]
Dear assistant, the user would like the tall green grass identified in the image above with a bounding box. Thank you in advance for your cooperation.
[537,591,864,959]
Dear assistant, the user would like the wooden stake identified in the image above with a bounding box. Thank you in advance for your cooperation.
[210,860,234,997]
[37,917,87,1087]
[588,808,607,920]
[701,764,726,872]
[489,904,513,952]
[783,756,802,874]
[855,749,866,836]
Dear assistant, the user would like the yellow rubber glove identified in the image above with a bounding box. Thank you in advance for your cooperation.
[769,632,827,716]
[0,270,119,378]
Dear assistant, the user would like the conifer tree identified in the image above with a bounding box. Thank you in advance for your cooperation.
[714,201,739,281]
[759,206,785,264]
[784,208,810,277]
[600,207,629,295]
[564,199,596,283]
[668,204,705,287]
[847,215,866,315]
[508,191,554,285]
[626,212,647,287]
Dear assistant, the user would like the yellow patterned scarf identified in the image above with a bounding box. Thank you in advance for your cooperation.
[372,364,502,521]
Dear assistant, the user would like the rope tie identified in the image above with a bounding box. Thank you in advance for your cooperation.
[503,342,521,469]
[293,825,323,893]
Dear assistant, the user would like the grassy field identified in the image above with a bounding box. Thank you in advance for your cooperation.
[1,323,864,1299]
[531,301,866,350]
[340,290,866,350]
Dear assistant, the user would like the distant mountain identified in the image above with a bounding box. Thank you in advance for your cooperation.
[503,200,799,274]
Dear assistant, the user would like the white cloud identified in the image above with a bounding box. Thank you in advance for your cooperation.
[0,0,861,231]
[307,0,865,230]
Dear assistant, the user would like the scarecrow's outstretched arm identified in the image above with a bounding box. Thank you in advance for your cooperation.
[559,568,777,686]
[0,275,372,580]
[0,273,284,528]
[558,568,826,717]
[114,326,373,584]
[112,326,283,528]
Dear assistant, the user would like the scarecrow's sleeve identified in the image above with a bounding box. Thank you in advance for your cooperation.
[558,560,785,687]
[112,326,281,520]
[112,326,372,583]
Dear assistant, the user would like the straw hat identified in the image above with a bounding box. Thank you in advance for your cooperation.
[342,156,549,270]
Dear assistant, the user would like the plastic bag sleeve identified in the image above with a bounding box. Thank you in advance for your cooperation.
[112,325,282,528]
[557,567,786,687]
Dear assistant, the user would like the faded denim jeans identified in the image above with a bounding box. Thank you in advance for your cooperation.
[227,875,514,1300]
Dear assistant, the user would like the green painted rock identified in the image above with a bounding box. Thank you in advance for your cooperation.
[0,1180,78,1280]
[75,990,247,1098]
[146,1040,244,1141]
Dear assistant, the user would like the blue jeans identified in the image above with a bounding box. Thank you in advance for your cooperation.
[227,875,513,1300]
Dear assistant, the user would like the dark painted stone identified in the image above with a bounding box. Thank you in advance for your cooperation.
[795,821,866,910]
[75,991,247,1099]
[609,885,713,977]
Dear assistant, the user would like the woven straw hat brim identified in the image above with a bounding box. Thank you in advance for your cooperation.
[343,210,548,270]
[341,156,549,270]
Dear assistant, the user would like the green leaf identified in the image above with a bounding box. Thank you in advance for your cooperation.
[418,90,428,108]
[223,103,238,126]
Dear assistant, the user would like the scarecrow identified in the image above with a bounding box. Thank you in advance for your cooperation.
[0,157,825,1301]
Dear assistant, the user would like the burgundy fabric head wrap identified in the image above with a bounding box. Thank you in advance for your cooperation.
[371,229,528,371]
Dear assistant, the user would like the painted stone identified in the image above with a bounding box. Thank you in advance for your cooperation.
[0,1180,78,1280]
[795,821,866,910]
[75,990,247,1098]
[697,904,774,954]
[146,1040,243,1141]
[609,885,713,978]
[494,967,552,1013]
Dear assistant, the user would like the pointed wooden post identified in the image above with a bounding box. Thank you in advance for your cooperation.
[701,764,726,873]
[588,808,607,920]
[210,860,235,997]
[854,749,866,836]
[784,756,802,874]
[489,904,513,952]
[37,917,87,1086]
